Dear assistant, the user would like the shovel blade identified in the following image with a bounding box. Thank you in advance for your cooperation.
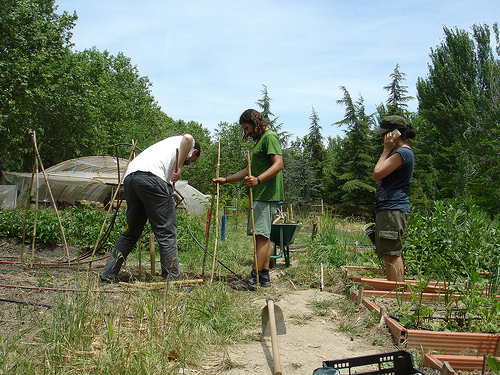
[262,303,286,336]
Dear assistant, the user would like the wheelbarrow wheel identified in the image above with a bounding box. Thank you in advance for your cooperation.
[269,242,277,269]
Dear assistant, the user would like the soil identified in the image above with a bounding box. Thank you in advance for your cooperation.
[206,289,400,374]
[0,237,434,374]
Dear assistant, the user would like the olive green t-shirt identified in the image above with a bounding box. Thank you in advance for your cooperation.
[251,129,284,202]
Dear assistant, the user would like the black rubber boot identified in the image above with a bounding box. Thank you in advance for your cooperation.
[259,269,271,288]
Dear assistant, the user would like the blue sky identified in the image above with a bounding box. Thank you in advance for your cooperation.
[55,0,499,142]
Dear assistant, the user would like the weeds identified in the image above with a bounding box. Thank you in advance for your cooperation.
[0,276,257,374]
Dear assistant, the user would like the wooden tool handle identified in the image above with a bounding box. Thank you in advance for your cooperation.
[267,297,282,375]
[247,151,259,284]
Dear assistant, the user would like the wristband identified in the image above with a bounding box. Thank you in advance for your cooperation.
[224,177,228,183]
[257,177,261,184]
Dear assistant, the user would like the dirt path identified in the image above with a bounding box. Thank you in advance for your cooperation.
[203,288,398,374]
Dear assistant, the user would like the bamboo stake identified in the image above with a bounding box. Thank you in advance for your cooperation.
[21,157,38,262]
[31,132,70,261]
[320,263,324,291]
[89,140,137,269]
[138,240,142,275]
[247,151,259,285]
[202,185,215,277]
[163,257,176,335]
[210,138,221,282]
[118,279,203,288]
[30,157,39,266]
[150,233,155,275]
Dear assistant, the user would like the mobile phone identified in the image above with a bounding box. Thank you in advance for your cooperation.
[392,129,401,138]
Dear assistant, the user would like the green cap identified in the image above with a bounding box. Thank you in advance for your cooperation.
[374,115,408,135]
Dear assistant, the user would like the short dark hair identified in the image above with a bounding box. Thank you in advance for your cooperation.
[193,140,201,157]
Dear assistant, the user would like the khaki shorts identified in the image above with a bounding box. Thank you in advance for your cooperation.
[375,210,409,256]
[247,201,279,238]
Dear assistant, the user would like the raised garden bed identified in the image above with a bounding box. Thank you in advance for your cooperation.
[343,266,500,373]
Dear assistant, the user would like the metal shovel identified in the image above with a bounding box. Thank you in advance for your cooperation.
[261,296,286,375]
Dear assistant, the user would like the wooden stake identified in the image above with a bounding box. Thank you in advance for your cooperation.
[30,157,39,266]
[163,257,176,335]
[31,132,70,261]
[356,285,364,305]
[378,307,386,328]
[210,138,221,282]
[202,185,215,278]
[149,233,155,275]
[21,157,38,262]
[138,240,142,275]
[118,279,203,288]
[320,263,324,291]
[247,151,259,285]
[89,140,137,269]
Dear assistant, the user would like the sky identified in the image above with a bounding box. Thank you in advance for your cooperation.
[54,0,499,142]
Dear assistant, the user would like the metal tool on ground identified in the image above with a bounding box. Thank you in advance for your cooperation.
[247,150,259,285]
[261,296,285,375]
[210,138,221,282]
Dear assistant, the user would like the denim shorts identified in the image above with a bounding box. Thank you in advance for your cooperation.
[375,209,409,256]
[247,201,279,238]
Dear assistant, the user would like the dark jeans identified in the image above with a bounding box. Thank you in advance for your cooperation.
[100,171,180,280]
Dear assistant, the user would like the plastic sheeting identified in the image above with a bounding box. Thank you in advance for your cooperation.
[0,185,17,209]
[3,156,208,214]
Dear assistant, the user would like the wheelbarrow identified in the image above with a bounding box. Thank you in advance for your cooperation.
[270,223,301,268]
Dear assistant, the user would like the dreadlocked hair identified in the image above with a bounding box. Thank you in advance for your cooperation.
[240,109,267,140]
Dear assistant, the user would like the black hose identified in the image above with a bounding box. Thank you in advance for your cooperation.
[186,225,240,278]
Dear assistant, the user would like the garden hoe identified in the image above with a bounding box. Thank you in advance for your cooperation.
[261,296,286,375]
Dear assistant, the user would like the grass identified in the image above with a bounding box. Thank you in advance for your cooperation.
[0,207,376,374]
[1,279,259,374]
[5,199,499,372]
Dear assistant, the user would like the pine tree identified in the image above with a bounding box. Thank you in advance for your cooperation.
[304,107,324,171]
[331,86,376,216]
[256,85,291,147]
[383,64,414,116]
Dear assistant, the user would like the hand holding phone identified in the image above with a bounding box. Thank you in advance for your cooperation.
[392,129,401,138]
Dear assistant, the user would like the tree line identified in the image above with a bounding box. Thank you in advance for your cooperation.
[1,1,499,217]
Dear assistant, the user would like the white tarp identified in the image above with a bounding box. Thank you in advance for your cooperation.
[0,185,17,209]
[3,156,208,214]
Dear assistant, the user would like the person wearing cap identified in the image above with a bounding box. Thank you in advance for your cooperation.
[100,134,201,283]
[371,115,416,282]
[214,109,284,290]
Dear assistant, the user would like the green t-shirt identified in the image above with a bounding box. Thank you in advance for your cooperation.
[251,129,284,202]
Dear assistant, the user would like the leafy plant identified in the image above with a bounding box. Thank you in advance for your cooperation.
[488,355,500,374]
[397,199,500,333]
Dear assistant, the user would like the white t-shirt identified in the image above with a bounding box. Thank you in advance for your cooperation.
[124,136,195,183]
